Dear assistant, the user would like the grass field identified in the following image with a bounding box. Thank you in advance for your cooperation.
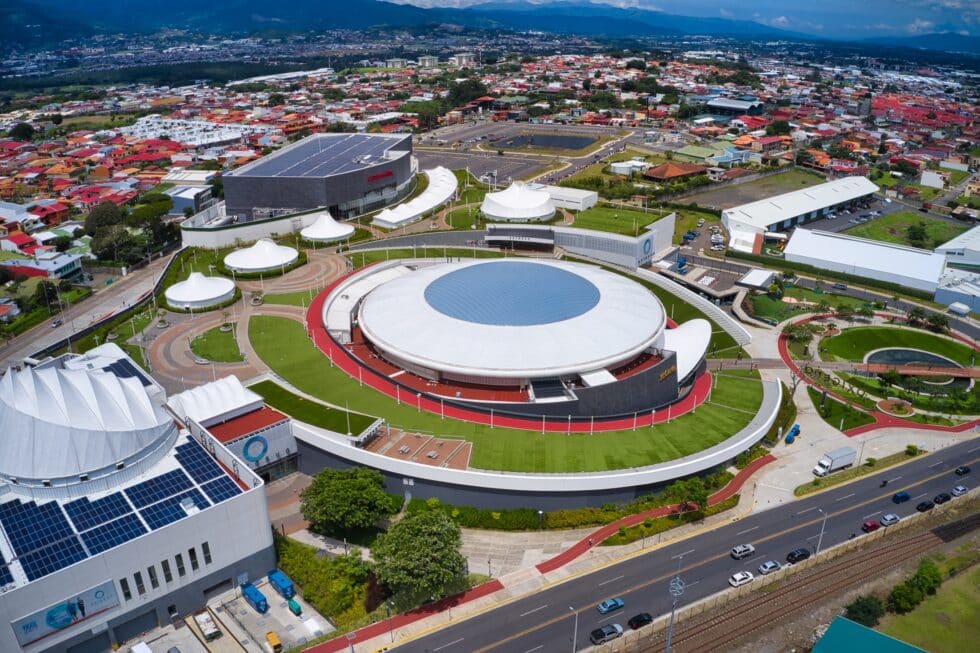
[749,288,872,323]
[807,386,875,431]
[248,316,764,473]
[249,379,375,434]
[573,205,669,236]
[262,290,318,307]
[819,326,976,366]
[794,450,917,496]
[878,564,980,653]
[844,210,968,248]
[683,168,825,210]
[190,324,243,362]
[562,148,666,185]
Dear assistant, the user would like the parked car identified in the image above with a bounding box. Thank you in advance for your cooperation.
[916,500,935,512]
[729,571,754,587]
[955,465,971,476]
[892,491,911,503]
[934,492,951,504]
[731,544,756,560]
[50,319,63,328]
[861,520,880,533]
[951,485,968,497]
[590,624,623,645]
[596,598,625,614]
[758,560,780,575]
[628,613,653,630]
[786,548,811,564]
[710,244,726,251]
[880,513,901,526]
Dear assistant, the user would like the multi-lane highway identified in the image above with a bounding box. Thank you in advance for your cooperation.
[399,438,979,652]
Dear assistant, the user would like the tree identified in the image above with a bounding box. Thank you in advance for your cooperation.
[888,580,923,613]
[856,305,874,321]
[85,201,124,236]
[845,595,885,627]
[447,79,488,107]
[664,477,708,513]
[765,120,791,136]
[625,59,646,71]
[912,559,942,596]
[906,222,928,247]
[8,122,34,141]
[926,312,948,333]
[267,93,286,107]
[906,306,927,325]
[834,304,854,322]
[31,280,58,311]
[373,511,467,609]
[300,467,396,535]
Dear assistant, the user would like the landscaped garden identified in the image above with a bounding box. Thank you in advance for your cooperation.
[249,379,375,434]
[806,386,876,431]
[844,210,968,249]
[190,323,244,362]
[818,326,976,366]
[248,315,765,473]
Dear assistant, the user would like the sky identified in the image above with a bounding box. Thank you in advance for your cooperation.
[395,0,977,38]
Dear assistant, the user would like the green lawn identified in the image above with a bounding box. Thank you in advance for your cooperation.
[572,204,669,236]
[446,205,485,230]
[794,450,920,496]
[819,326,976,366]
[844,210,968,248]
[248,316,764,473]
[806,386,875,431]
[878,564,980,653]
[750,288,872,323]
[684,168,825,210]
[249,379,375,434]
[263,290,318,307]
[349,247,503,269]
[190,324,243,362]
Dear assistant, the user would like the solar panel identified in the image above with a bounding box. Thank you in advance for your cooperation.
[103,359,153,386]
[139,490,210,531]
[233,134,404,178]
[0,564,12,586]
[80,514,147,555]
[201,476,242,504]
[64,493,133,531]
[0,500,76,557]
[175,438,224,484]
[124,469,194,509]
[18,536,87,582]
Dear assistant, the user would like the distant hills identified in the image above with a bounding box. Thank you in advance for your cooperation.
[4,0,978,55]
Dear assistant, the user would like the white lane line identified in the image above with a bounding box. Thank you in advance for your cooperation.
[685,580,701,588]
[736,526,758,536]
[524,646,544,653]
[598,575,624,587]
[912,493,927,501]
[863,510,882,520]
[598,611,624,623]
[929,461,944,468]
[672,548,695,560]
[889,476,902,483]
[743,555,763,565]
[797,507,817,515]
[969,446,980,453]
[519,604,549,617]
[434,638,465,651]
[835,493,855,502]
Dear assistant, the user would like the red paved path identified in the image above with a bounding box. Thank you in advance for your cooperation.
[305,270,713,433]
[777,313,980,437]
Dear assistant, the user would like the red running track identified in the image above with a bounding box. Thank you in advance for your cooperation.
[305,269,712,433]
[777,313,980,437]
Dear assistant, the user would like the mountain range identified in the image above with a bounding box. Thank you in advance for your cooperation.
[3,0,978,54]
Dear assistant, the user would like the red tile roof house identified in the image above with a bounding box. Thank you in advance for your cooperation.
[642,161,707,181]
[1,231,38,254]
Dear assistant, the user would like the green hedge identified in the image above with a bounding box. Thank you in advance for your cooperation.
[727,250,934,300]
[601,495,740,546]
[763,381,797,445]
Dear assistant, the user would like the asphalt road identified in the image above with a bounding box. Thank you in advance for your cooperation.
[398,438,979,652]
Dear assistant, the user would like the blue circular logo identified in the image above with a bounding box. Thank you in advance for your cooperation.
[45,605,73,630]
[643,239,652,254]
[243,436,269,462]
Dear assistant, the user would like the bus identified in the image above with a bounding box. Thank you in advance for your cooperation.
[193,611,222,642]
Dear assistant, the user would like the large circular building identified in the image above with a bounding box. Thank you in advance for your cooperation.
[324,259,711,419]
[224,239,298,273]
[164,272,236,310]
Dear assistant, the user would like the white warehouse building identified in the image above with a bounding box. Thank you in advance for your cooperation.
[935,224,980,269]
[0,344,274,653]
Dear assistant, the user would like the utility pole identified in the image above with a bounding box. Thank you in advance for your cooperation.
[665,557,686,653]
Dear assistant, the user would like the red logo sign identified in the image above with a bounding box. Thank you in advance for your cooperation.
[367,170,393,182]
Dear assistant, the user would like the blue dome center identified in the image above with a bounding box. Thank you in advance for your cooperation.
[424,262,600,326]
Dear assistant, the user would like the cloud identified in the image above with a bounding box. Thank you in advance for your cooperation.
[906,18,935,32]
[718,8,733,18]
[771,16,791,27]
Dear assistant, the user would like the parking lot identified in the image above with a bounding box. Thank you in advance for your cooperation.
[209,579,333,653]
[800,196,904,234]
[414,148,544,183]
[120,621,209,653]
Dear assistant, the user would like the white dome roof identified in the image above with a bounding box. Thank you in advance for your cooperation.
[167,375,263,427]
[224,239,298,273]
[481,182,555,221]
[300,211,355,242]
[0,365,176,483]
[165,272,236,307]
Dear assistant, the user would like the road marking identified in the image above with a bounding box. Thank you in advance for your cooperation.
[672,549,695,560]
[433,638,465,651]
[969,446,980,453]
[929,461,944,468]
[685,580,701,588]
[862,510,882,520]
[796,507,817,515]
[598,575,624,587]
[524,646,544,653]
[889,476,902,483]
[912,493,927,501]
[519,605,549,617]
[743,555,763,565]
[598,611,623,623]
[736,526,758,536]
[835,493,855,502]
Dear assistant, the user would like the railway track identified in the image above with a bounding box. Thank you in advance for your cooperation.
[638,530,944,653]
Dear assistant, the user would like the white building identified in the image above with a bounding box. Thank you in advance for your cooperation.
[784,229,947,294]
[0,344,274,653]
[722,176,879,246]
[300,211,356,243]
[164,272,236,310]
[481,182,556,223]
[934,267,980,313]
[935,225,980,268]
[223,239,298,274]
[527,184,598,212]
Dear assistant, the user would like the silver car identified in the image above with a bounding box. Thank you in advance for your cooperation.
[951,484,968,497]
[880,513,901,526]
[758,560,780,575]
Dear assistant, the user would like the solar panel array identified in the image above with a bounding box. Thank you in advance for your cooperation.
[202,476,243,504]
[233,134,402,179]
[125,469,194,509]
[64,493,132,531]
[0,500,76,555]
[80,514,148,555]
[140,490,210,531]
[19,537,88,582]
[0,551,13,586]
[175,439,224,484]
[103,359,153,387]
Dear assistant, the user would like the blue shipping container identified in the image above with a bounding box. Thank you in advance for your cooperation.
[241,582,269,614]
[267,570,295,599]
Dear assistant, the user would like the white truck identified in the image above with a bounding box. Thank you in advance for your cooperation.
[813,446,857,477]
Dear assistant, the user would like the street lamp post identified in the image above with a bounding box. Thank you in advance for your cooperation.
[538,509,543,530]
[386,601,394,643]
[665,557,686,653]
[569,606,578,653]
[816,508,828,554]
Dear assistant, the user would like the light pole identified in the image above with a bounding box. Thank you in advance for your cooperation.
[386,601,394,643]
[665,557,686,653]
[816,508,828,554]
[569,606,578,653]
[538,509,544,530]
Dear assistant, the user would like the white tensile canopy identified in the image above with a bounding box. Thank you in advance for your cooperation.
[224,238,299,273]
[164,272,236,309]
[300,211,355,243]
[371,166,458,229]
[481,182,556,221]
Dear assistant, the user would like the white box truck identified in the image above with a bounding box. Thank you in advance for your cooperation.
[813,446,857,476]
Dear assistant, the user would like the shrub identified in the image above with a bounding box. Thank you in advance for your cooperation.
[845,595,885,627]
[865,457,877,467]
[905,444,920,457]
[888,579,924,613]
